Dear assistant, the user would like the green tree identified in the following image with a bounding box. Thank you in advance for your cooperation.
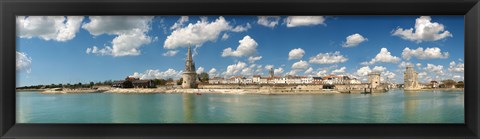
[456,81,465,88]
[441,79,457,88]
[154,79,161,85]
[153,79,167,85]
[177,78,183,85]
[167,78,174,83]
[199,72,209,83]
[123,80,133,88]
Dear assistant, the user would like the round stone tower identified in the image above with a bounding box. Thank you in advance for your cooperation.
[182,46,197,89]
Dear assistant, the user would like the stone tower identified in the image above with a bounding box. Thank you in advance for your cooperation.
[269,68,274,78]
[368,72,381,89]
[404,65,420,90]
[182,46,197,89]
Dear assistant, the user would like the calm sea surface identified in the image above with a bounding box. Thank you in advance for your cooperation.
[16,89,464,123]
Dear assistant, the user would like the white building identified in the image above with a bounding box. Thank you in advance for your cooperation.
[252,75,261,83]
[209,77,224,84]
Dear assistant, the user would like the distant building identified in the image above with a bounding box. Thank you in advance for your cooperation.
[312,77,323,84]
[269,68,274,78]
[322,75,343,85]
[368,72,381,89]
[404,65,421,90]
[205,66,372,86]
[112,76,155,88]
[132,80,156,88]
[349,78,362,84]
[430,81,439,88]
[209,77,224,84]
[182,46,198,89]
[229,76,244,84]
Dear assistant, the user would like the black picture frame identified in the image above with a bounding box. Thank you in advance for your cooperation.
[1,0,479,138]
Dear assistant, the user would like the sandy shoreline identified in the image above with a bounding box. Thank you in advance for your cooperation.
[404,88,464,91]
[35,88,343,95]
[41,89,102,94]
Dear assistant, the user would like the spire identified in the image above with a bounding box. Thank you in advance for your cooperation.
[184,46,196,72]
[187,46,192,61]
[269,68,274,78]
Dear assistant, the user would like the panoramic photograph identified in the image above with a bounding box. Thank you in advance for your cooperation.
[16,16,464,123]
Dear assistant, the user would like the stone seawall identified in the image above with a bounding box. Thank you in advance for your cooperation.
[198,84,261,89]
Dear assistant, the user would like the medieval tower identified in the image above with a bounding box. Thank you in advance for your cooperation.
[182,46,197,89]
[368,72,381,89]
[269,68,274,78]
[404,65,420,90]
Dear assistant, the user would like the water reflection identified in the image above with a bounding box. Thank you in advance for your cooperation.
[111,94,141,123]
[403,92,419,122]
[16,90,464,123]
[182,94,195,123]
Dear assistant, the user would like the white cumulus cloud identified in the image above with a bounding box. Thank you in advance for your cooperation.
[425,63,444,76]
[82,16,152,35]
[448,61,464,73]
[342,33,368,47]
[197,67,205,74]
[398,61,414,69]
[131,69,183,80]
[222,61,248,77]
[292,60,309,69]
[355,66,394,81]
[382,71,396,82]
[222,35,258,57]
[85,46,112,56]
[416,63,422,68]
[170,16,189,30]
[208,68,217,76]
[331,67,346,74]
[392,16,452,42]
[356,66,372,77]
[164,16,250,49]
[372,66,387,72]
[274,68,285,74]
[265,65,274,70]
[83,16,154,57]
[257,16,281,28]
[362,48,400,65]
[248,56,262,63]
[231,23,252,32]
[304,67,314,75]
[285,16,325,27]
[221,33,229,41]
[16,51,32,73]
[288,48,305,60]
[162,50,179,56]
[401,47,449,60]
[17,16,84,42]
[317,69,328,77]
[309,51,348,64]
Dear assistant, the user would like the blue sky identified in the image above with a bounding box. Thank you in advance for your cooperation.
[16,16,464,87]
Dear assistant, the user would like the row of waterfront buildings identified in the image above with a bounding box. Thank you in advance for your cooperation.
[111,46,438,91]
[208,68,364,85]
[112,46,384,89]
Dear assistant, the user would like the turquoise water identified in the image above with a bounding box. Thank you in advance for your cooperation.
[16,89,464,123]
